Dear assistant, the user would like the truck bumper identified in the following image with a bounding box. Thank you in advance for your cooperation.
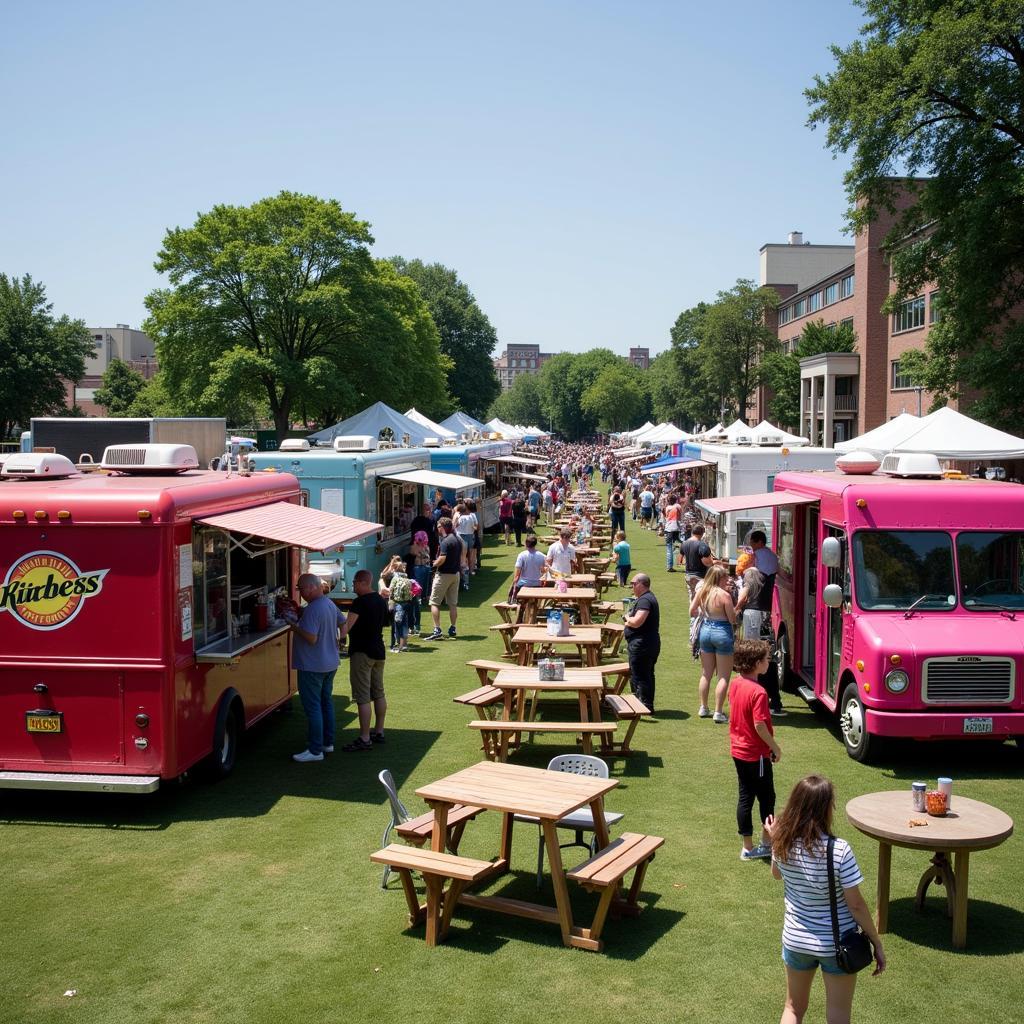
[0,770,160,793]
[865,709,1023,740]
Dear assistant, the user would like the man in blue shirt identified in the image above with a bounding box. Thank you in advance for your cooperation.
[287,573,346,763]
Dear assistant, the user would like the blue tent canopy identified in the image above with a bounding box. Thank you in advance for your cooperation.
[307,401,433,446]
[439,410,488,435]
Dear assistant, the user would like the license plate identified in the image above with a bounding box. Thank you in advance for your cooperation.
[25,711,63,734]
[963,716,993,734]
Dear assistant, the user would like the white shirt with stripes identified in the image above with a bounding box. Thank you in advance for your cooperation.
[775,835,864,955]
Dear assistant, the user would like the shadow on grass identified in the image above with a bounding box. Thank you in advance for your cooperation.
[886,896,1024,955]
[0,698,443,828]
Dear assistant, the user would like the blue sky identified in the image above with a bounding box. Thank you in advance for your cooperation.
[1,1,865,356]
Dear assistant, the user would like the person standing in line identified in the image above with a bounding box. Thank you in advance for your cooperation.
[608,486,626,536]
[287,573,346,762]
[336,569,388,752]
[498,490,514,545]
[682,523,715,601]
[406,530,432,635]
[623,572,660,713]
[425,516,461,640]
[765,775,886,1024]
[690,564,736,723]
[511,489,528,546]
[453,501,477,588]
[663,491,681,572]
[736,566,787,717]
[612,530,632,586]
[527,484,541,530]
[630,477,641,521]
[639,481,656,529]
[466,497,482,574]
[409,501,438,559]
[728,639,781,860]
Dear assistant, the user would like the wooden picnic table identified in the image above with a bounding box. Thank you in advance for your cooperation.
[492,666,605,722]
[515,586,597,625]
[511,624,605,667]
[541,573,596,587]
[845,790,1014,949]
[417,760,617,950]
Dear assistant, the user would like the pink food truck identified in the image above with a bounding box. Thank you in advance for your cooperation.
[699,453,1024,762]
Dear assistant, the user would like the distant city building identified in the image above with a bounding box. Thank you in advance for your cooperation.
[628,347,650,370]
[68,324,158,415]
[493,343,552,391]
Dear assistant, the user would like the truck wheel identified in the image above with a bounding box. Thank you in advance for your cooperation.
[774,630,796,692]
[839,682,881,763]
[205,693,243,781]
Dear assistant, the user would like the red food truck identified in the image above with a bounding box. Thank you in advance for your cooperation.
[0,446,380,792]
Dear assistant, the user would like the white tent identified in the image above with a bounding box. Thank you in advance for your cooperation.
[632,422,671,442]
[625,421,656,439]
[641,423,691,444]
[750,420,811,446]
[886,407,1024,459]
[485,417,525,439]
[721,419,754,442]
[404,408,456,438]
[697,422,726,439]
[525,425,550,437]
[834,413,921,455]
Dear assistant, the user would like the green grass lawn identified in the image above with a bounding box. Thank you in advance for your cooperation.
[5,510,1024,1024]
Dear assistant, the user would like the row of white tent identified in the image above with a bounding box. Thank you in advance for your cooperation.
[618,419,810,447]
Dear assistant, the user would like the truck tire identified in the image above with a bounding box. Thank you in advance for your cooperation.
[839,682,882,763]
[205,691,243,781]
[774,629,796,692]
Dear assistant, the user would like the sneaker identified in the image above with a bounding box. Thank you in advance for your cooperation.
[390,645,400,653]
[322,745,335,754]
[448,625,457,638]
[698,705,711,718]
[425,628,444,641]
[740,844,771,861]
[713,711,729,724]
[292,749,324,763]
[770,707,789,718]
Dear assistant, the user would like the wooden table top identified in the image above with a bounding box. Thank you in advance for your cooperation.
[516,587,597,601]
[512,625,604,644]
[416,760,616,820]
[540,574,596,587]
[846,791,1014,851]
[493,667,604,690]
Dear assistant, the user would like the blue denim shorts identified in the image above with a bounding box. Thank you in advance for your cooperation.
[699,619,735,655]
[782,945,844,975]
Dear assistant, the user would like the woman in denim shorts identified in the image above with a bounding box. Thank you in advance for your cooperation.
[689,564,736,723]
[765,775,886,1023]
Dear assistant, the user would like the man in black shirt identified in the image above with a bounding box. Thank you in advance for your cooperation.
[409,501,439,559]
[623,572,661,713]
[425,517,462,640]
[337,569,389,751]
[681,523,715,601]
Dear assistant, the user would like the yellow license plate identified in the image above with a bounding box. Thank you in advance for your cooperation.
[26,712,63,734]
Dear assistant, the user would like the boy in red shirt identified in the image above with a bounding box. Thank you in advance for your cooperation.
[728,639,782,861]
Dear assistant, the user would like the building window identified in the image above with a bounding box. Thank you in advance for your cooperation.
[824,282,838,305]
[840,274,854,299]
[840,317,854,331]
[808,291,821,312]
[929,291,941,323]
[891,360,915,390]
[794,298,806,317]
[825,322,836,334]
[894,295,926,333]
[778,305,791,326]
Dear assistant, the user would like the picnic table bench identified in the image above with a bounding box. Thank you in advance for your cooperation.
[469,719,618,761]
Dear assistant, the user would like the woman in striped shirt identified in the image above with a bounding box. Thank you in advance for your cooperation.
[765,775,886,1024]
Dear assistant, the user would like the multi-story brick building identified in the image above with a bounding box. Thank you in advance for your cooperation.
[493,343,552,391]
[66,324,158,415]
[628,347,650,369]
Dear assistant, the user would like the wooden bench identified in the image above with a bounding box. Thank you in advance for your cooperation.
[488,623,519,659]
[592,600,621,622]
[603,693,650,754]
[396,803,484,852]
[492,601,519,624]
[600,622,626,659]
[465,659,510,687]
[454,685,506,757]
[369,844,493,946]
[600,662,632,695]
[566,832,665,948]
[469,719,617,761]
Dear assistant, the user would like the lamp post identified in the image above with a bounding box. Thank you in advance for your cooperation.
[915,385,924,417]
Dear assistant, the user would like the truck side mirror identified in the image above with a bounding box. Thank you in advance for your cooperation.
[822,583,844,608]
[821,536,843,569]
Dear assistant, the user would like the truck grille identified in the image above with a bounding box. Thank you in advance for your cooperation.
[922,657,1014,704]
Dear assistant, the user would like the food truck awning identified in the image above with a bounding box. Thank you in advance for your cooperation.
[696,490,818,516]
[483,455,549,466]
[640,458,710,474]
[197,502,383,554]
[512,471,547,481]
[381,469,484,491]
[508,454,551,465]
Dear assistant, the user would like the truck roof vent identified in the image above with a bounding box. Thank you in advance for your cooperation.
[100,444,199,474]
[836,451,881,475]
[422,436,441,447]
[879,452,943,478]
[279,438,311,452]
[333,435,375,452]
[756,433,783,447]
[1,452,79,479]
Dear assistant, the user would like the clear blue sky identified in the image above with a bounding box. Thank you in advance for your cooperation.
[1,0,865,357]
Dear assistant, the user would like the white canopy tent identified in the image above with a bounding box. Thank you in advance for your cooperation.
[624,421,656,439]
[485,417,525,440]
[404,408,456,439]
[749,420,811,446]
[640,423,691,444]
[834,413,921,456]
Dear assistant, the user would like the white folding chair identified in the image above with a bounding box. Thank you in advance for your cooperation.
[377,768,413,890]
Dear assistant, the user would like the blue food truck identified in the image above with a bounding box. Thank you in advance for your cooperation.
[428,440,515,528]
[248,440,482,599]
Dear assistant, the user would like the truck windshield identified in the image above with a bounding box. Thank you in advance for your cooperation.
[957,531,1024,611]
[852,530,956,611]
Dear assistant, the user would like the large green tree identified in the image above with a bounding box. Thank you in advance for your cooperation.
[488,372,545,428]
[390,258,499,419]
[808,0,1024,432]
[761,319,856,429]
[94,359,147,415]
[536,348,623,439]
[646,351,691,427]
[0,274,93,439]
[144,192,449,441]
[581,362,649,432]
[668,301,722,427]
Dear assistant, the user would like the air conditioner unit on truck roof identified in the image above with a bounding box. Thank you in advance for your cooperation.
[100,444,199,473]
[1,452,78,478]
[333,436,375,452]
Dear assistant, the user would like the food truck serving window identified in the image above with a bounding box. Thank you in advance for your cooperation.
[377,480,417,540]
[852,530,956,611]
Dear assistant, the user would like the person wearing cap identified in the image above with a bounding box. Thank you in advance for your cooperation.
[546,527,577,576]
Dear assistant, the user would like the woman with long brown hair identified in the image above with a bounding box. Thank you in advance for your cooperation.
[689,563,736,722]
[765,775,886,1024]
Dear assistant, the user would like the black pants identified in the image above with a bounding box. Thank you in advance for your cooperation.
[513,518,526,545]
[757,661,783,711]
[627,638,660,713]
[610,507,625,535]
[733,756,776,837]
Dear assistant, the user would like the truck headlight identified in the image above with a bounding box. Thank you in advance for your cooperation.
[885,669,910,694]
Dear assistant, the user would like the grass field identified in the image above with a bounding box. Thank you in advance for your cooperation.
[5,511,1024,1024]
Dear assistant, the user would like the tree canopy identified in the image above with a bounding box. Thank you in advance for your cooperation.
[536,348,624,439]
[390,258,499,419]
[94,359,147,416]
[581,362,649,432]
[144,192,449,440]
[0,274,93,439]
[807,0,1024,432]
[488,371,545,428]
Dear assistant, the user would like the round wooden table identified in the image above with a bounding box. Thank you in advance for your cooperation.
[845,790,1013,949]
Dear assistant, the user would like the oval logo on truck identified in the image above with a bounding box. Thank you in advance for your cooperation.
[0,551,109,630]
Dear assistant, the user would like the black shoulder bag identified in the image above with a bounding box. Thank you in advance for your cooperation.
[826,835,874,974]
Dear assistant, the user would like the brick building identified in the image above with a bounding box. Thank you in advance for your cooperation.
[493,343,552,391]
[628,347,650,369]
[66,324,158,416]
